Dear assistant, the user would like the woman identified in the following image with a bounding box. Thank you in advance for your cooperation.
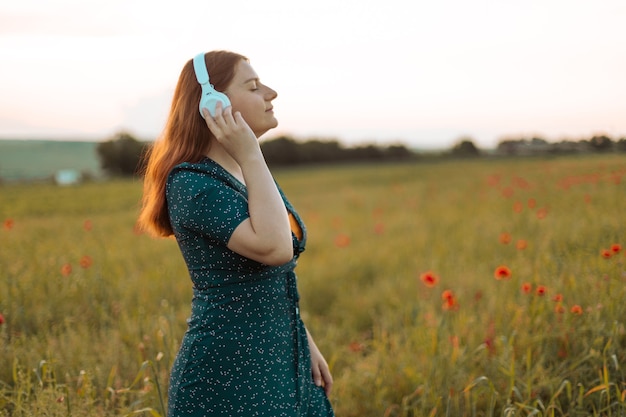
[138,50,334,416]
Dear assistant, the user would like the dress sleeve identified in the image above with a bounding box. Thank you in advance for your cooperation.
[167,167,250,246]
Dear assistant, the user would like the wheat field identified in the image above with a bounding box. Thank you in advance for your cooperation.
[1,154,625,416]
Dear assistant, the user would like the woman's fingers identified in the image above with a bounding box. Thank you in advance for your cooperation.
[312,363,322,387]
[321,364,333,396]
[311,359,333,396]
[204,103,235,140]
[202,108,221,135]
[206,103,242,135]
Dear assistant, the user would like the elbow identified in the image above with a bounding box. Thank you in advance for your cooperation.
[262,245,294,266]
[256,232,294,266]
[227,226,294,265]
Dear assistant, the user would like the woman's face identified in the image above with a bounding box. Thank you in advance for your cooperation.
[225,60,278,137]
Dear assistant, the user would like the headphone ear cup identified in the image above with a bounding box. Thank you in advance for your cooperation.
[199,87,231,118]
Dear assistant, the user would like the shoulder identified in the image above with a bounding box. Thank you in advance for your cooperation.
[167,159,223,196]
[167,158,227,184]
[169,158,216,179]
[166,159,247,204]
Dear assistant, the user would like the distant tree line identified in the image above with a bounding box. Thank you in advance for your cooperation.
[444,134,626,158]
[260,136,415,167]
[494,135,626,156]
[96,132,626,178]
[96,132,416,177]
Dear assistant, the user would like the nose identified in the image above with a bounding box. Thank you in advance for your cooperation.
[265,85,277,100]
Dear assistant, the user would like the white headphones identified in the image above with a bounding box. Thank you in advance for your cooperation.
[192,53,231,118]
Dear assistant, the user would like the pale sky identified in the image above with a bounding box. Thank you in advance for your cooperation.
[1,0,625,149]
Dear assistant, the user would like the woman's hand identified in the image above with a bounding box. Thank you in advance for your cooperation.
[307,328,333,396]
[203,103,261,165]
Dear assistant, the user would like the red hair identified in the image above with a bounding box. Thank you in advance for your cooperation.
[138,50,248,237]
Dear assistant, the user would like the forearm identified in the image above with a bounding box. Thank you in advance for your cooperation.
[204,105,293,264]
[306,328,317,347]
[240,156,292,255]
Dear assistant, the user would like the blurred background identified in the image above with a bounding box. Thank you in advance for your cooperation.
[1,0,625,150]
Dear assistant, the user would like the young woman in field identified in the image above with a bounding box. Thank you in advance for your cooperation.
[138,50,334,416]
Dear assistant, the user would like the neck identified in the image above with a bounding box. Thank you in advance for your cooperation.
[206,144,245,185]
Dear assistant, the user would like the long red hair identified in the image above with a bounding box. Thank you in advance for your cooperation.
[138,50,248,237]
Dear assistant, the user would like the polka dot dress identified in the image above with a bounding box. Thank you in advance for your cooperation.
[165,158,334,416]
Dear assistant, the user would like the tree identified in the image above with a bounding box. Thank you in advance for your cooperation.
[451,137,481,157]
[589,135,613,152]
[384,144,414,160]
[260,136,303,166]
[97,131,147,177]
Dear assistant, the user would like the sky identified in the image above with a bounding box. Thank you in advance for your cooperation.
[0,0,625,149]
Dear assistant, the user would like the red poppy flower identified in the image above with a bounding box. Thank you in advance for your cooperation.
[486,174,501,187]
[349,341,364,353]
[501,187,514,198]
[554,304,565,314]
[441,290,458,311]
[494,265,512,280]
[570,305,583,315]
[516,240,527,250]
[499,232,511,244]
[443,298,458,311]
[527,198,536,209]
[3,218,14,231]
[513,177,530,189]
[83,220,93,231]
[334,233,351,248]
[60,263,72,276]
[521,282,532,294]
[535,285,547,296]
[484,337,495,354]
[513,201,523,213]
[601,249,612,259]
[79,255,93,269]
[420,271,439,288]
[552,293,563,303]
[611,244,621,254]
[0,313,5,325]
[373,222,385,235]
[536,208,548,219]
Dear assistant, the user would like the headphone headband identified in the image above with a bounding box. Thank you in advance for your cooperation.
[192,53,210,85]
[191,51,231,118]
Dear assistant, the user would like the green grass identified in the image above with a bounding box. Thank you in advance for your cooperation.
[1,154,625,416]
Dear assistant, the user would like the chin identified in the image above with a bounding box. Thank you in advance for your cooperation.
[253,119,278,138]
[264,120,279,132]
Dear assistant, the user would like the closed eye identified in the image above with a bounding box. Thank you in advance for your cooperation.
[244,77,260,91]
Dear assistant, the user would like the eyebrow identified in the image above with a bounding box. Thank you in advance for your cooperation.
[243,77,259,84]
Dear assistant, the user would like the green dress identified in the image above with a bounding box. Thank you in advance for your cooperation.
[165,157,334,417]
